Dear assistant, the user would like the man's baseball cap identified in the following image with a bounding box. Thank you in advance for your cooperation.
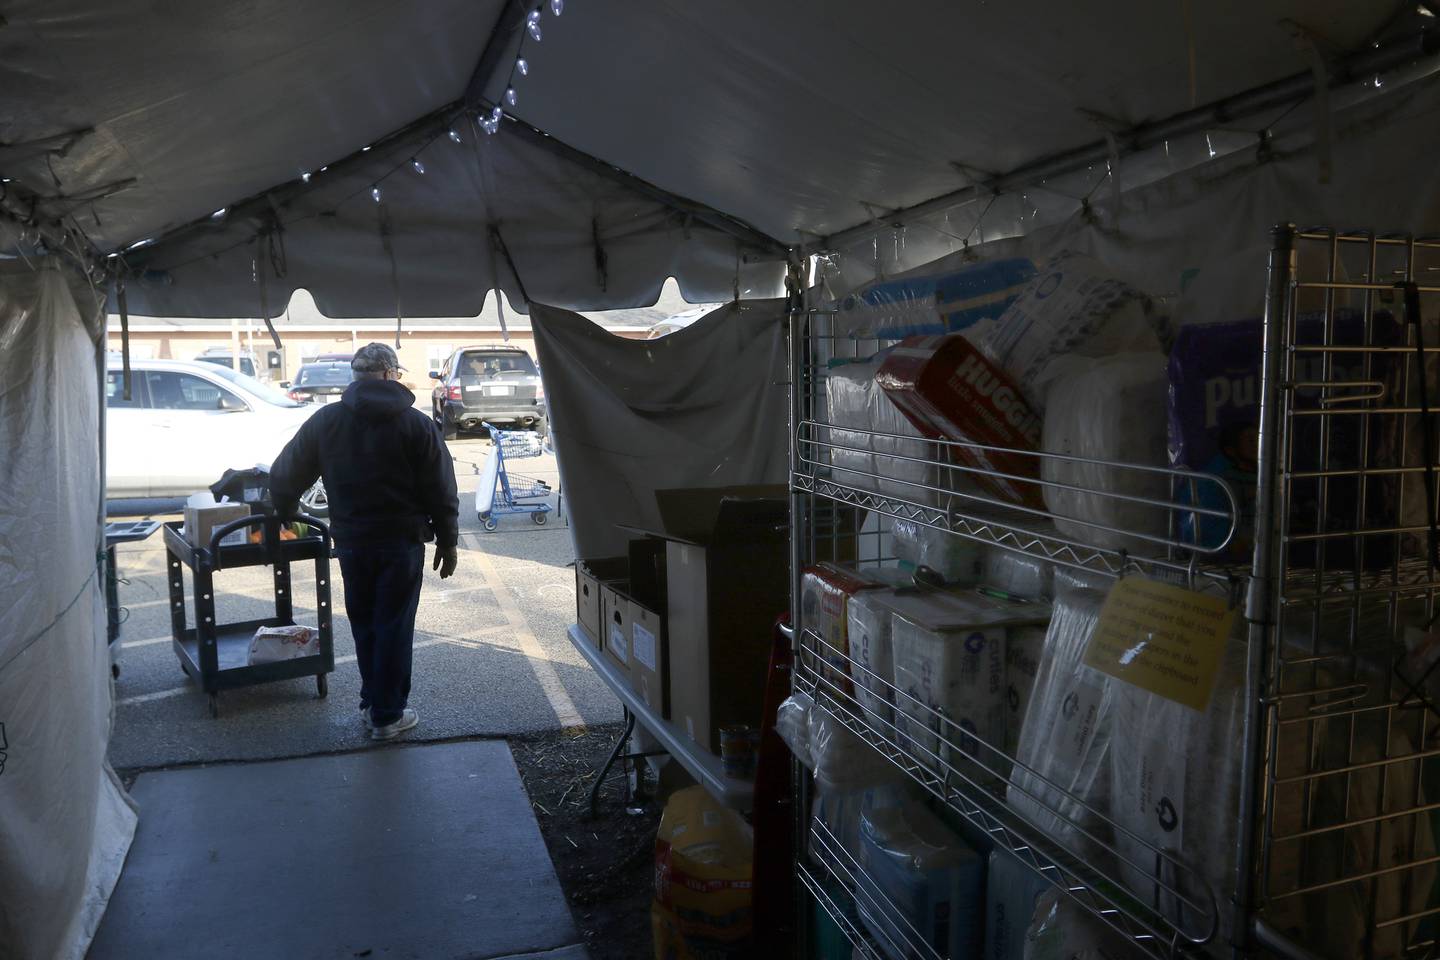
[351,342,405,373]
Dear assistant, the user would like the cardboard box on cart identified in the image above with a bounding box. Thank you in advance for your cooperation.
[644,485,790,754]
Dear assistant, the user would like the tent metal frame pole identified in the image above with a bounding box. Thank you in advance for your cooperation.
[814,29,1440,254]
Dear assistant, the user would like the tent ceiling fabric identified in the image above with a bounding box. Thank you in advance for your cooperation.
[1,0,502,251]
[0,0,1408,314]
[494,0,1395,244]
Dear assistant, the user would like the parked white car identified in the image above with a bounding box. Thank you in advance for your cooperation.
[105,359,324,510]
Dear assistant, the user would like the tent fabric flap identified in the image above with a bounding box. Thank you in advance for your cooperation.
[531,300,790,559]
[0,261,137,960]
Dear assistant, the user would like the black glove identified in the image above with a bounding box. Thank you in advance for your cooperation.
[433,544,458,579]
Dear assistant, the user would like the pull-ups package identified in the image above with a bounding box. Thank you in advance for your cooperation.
[877,334,1045,510]
[832,257,1038,342]
[1007,587,1113,855]
[1040,353,1170,553]
[858,801,986,960]
[888,591,1047,775]
[982,250,1164,411]
[825,357,942,506]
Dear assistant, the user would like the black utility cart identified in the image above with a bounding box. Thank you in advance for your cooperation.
[163,513,334,717]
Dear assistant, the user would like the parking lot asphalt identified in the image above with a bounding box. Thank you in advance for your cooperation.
[107,436,622,772]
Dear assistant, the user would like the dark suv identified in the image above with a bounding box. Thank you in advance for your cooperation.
[287,358,355,404]
[430,345,546,439]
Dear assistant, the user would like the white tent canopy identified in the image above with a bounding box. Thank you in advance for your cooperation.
[3,1,1435,316]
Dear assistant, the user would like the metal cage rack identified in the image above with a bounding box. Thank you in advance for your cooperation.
[787,226,1440,960]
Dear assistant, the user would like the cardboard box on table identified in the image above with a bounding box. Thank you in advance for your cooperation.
[576,557,628,651]
[636,485,790,754]
[625,536,670,717]
[601,581,632,671]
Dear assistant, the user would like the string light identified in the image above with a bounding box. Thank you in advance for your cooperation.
[448,128,462,143]
[550,0,563,14]
[516,58,529,76]
[527,9,543,41]
[300,171,312,183]
[371,185,382,202]
[411,158,426,174]
[211,207,227,220]
[505,87,518,107]
[362,145,372,152]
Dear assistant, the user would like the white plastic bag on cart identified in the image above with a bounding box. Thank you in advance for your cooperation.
[475,444,501,516]
[247,625,318,665]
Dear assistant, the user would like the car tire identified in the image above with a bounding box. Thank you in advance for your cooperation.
[440,407,458,441]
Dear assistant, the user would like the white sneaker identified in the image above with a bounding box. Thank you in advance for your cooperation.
[360,706,373,730]
[370,708,419,741]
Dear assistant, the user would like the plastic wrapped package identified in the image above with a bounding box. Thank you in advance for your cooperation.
[1107,626,1247,944]
[813,783,915,869]
[803,563,884,698]
[776,692,815,769]
[877,334,1045,510]
[981,250,1166,411]
[888,592,1045,776]
[1006,588,1114,856]
[984,850,1055,960]
[825,357,942,506]
[1040,353,1170,553]
[1021,888,1133,960]
[1004,626,1047,760]
[809,700,907,793]
[892,518,982,584]
[983,548,1054,601]
[857,801,986,960]
[849,588,902,730]
[832,258,1037,341]
[1051,566,1114,602]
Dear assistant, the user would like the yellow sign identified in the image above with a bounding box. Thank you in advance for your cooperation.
[1082,577,1235,712]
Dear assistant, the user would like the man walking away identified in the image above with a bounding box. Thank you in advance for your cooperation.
[270,342,459,741]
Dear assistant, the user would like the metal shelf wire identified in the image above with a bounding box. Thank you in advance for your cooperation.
[793,623,1219,959]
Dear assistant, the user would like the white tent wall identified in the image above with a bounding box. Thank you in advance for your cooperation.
[531,300,789,559]
[0,261,137,960]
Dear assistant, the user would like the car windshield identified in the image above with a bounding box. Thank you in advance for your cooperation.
[296,364,354,387]
[205,363,305,407]
[196,355,255,377]
[458,352,537,378]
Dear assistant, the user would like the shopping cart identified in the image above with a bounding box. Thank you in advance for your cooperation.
[476,421,552,531]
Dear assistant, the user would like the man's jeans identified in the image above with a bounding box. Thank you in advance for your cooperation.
[337,542,425,726]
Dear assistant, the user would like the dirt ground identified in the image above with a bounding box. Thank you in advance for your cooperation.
[509,723,661,960]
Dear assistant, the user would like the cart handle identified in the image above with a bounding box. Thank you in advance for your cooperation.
[206,512,332,571]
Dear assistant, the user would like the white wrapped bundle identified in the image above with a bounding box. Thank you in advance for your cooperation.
[848,589,900,730]
[1107,628,1247,943]
[1006,587,1114,855]
[893,518,982,584]
[824,357,941,506]
[1040,353,1170,554]
[983,548,1054,601]
[1003,625,1047,759]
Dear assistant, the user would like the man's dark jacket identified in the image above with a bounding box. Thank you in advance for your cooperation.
[270,379,459,548]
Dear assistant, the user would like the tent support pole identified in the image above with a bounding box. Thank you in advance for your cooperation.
[115,276,132,401]
[814,28,1440,253]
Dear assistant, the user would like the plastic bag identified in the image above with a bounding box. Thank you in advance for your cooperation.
[809,702,904,792]
[1040,353,1169,553]
[1021,888,1132,960]
[247,625,318,665]
[776,692,815,769]
[652,787,753,960]
[982,548,1053,601]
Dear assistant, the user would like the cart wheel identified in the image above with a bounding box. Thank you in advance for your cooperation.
[532,511,548,526]
[207,694,219,719]
[316,674,328,699]
[482,515,498,533]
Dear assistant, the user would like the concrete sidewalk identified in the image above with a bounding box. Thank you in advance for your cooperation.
[89,740,589,960]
